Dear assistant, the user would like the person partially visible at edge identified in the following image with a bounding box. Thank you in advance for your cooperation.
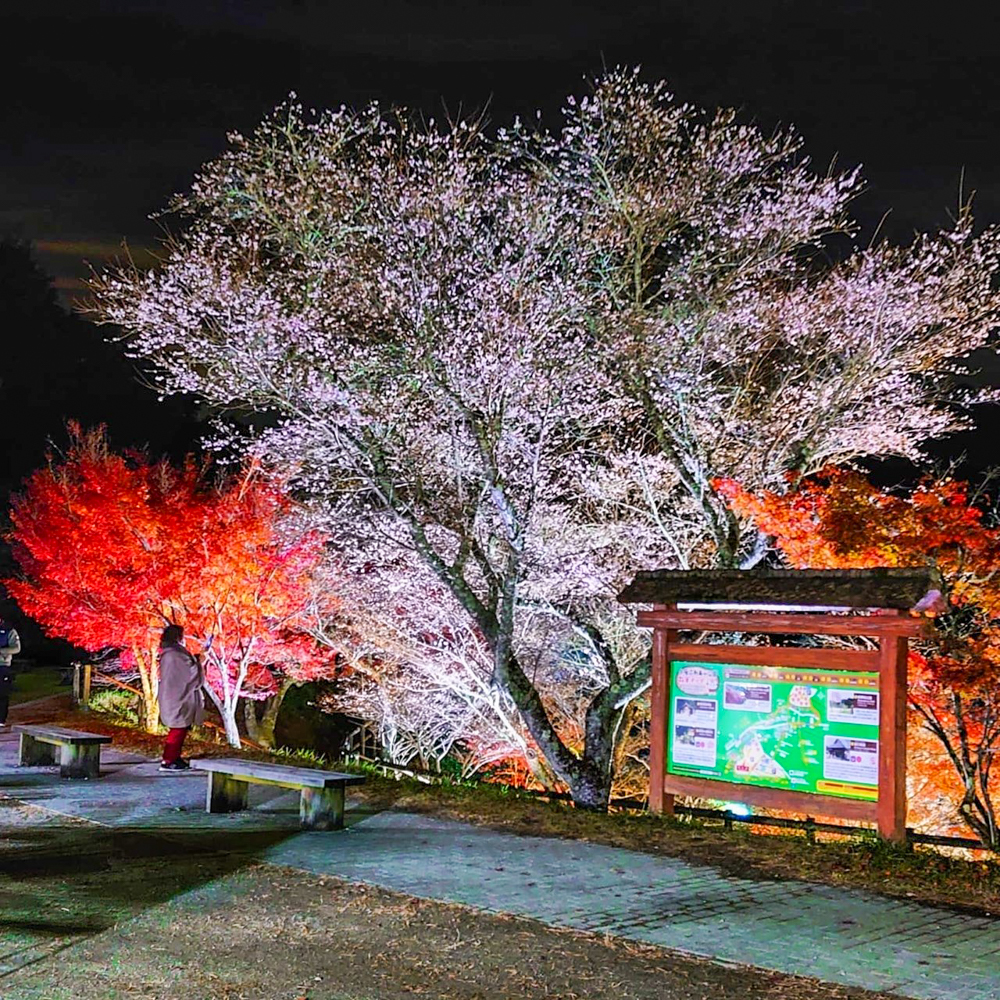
[157,624,205,772]
[0,618,21,727]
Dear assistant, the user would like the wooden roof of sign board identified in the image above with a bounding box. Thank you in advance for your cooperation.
[617,567,943,610]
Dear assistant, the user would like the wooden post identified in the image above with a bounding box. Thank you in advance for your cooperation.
[877,623,908,843]
[300,785,345,830]
[81,664,92,710]
[19,732,56,767]
[60,743,100,780]
[72,665,93,707]
[206,771,249,814]
[648,603,676,815]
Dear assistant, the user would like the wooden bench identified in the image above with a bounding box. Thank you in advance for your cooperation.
[14,725,112,779]
[192,758,366,831]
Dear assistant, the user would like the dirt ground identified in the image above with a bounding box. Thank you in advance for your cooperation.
[0,806,894,1000]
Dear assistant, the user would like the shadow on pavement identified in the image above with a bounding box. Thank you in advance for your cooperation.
[0,819,303,977]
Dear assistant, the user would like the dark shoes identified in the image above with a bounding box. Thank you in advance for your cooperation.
[158,759,191,772]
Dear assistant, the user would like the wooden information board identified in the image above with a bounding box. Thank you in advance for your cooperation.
[618,570,938,844]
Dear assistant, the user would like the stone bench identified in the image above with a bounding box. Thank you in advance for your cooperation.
[192,758,366,830]
[14,724,113,779]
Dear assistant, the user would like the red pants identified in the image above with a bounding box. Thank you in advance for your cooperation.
[163,726,189,764]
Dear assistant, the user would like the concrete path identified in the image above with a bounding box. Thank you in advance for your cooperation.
[2,723,999,999]
[0,722,302,833]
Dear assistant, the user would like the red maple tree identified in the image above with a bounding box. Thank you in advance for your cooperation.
[8,426,201,728]
[717,468,1000,848]
[7,426,341,745]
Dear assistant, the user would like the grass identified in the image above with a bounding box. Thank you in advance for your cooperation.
[15,694,1000,918]
[9,667,69,705]
[86,687,141,727]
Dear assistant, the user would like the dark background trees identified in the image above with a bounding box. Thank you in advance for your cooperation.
[0,240,202,659]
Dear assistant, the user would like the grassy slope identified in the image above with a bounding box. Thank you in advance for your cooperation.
[9,667,68,705]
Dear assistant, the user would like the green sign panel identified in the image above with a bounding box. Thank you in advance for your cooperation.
[667,661,880,801]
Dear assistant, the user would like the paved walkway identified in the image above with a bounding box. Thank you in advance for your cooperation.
[1,716,999,999]
[268,814,1000,1000]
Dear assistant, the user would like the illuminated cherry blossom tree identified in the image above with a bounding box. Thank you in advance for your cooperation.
[321,544,565,785]
[537,71,1000,568]
[93,71,1000,807]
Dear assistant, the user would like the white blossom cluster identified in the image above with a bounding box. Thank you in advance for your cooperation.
[92,71,1000,805]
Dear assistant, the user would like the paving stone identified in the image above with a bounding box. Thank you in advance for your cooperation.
[264,811,1000,1000]
[5,726,1000,999]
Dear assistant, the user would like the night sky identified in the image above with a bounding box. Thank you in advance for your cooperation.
[2,1,1000,475]
[6,1,1000,296]
[1,1,999,649]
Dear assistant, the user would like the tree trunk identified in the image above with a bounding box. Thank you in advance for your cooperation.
[567,767,614,809]
[134,648,161,734]
[497,649,618,809]
[524,748,561,792]
[204,685,243,748]
[573,708,619,810]
[219,704,242,747]
[243,677,296,749]
[561,657,657,809]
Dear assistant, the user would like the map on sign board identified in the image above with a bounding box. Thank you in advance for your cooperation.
[667,661,880,801]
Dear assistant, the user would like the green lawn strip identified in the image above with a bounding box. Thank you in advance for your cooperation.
[20,698,1000,918]
[9,668,70,706]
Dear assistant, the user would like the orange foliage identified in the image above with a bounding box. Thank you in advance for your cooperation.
[716,468,1000,848]
[176,470,342,744]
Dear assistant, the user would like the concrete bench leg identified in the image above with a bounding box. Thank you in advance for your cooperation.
[19,733,56,767]
[207,771,249,814]
[300,785,345,831]
[60,743,100,780]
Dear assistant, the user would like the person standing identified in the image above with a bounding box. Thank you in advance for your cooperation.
[0,617,21,727]
[157,624,204,771]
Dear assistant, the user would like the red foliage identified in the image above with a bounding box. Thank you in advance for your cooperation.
[177,472,341,740]
[6,426,341,741]
[7,426,202,721]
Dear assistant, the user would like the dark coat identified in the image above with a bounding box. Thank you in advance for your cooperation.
[158,643,206,729]
[0,628,19,694]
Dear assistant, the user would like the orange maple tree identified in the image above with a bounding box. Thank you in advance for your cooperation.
[175,471,341,746]
[717,468,1000,848]
[7,426,340,745]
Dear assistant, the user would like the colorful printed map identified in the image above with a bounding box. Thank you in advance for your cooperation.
[667,661,880,801]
